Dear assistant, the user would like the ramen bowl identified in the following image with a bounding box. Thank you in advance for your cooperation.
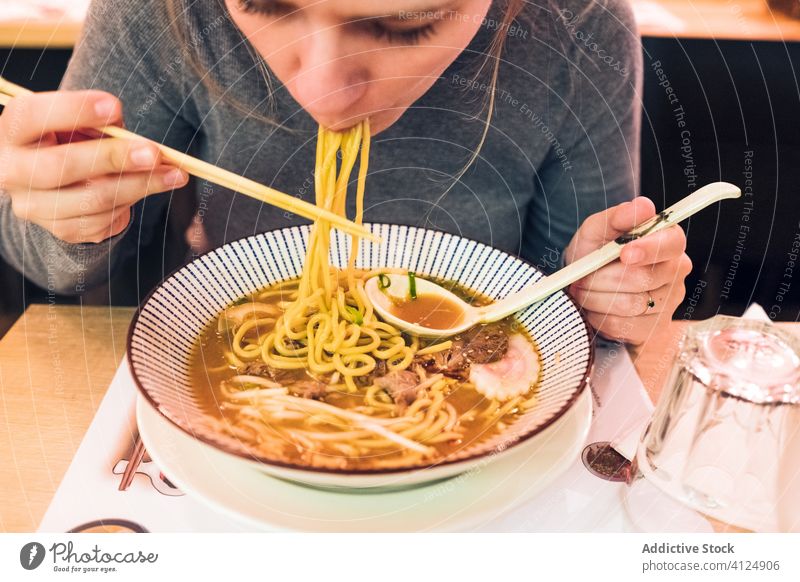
[128,224,593,490]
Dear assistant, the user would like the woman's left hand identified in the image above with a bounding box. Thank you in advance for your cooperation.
[563,197,692,346]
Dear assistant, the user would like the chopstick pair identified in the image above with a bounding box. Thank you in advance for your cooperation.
[0,76,379,243]
[118,434,146,491]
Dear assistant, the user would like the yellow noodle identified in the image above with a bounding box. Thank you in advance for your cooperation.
[223,350,245,369]
[365,385,396,409]
[425,431,464,444]
[203,121,537,468]
[232,317,276,360]
[416,340,453,356]
[245,122,426,403]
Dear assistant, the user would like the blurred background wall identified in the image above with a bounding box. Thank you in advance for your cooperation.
[640,36,800,323]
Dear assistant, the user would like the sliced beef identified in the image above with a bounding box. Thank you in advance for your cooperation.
[413,323,509,379]
[291,380,328,400]
[460,323,509,364]
[372,358,388,378]
[374,370,420,406]
[414,347,470,381]
[237,362,300,385]
[351,359,388,389]
[238,362,270,376]
[283,338,306,350]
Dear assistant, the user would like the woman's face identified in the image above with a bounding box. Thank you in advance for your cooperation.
[226,0,492,134]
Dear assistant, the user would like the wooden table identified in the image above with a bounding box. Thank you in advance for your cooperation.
[633,0,800,42]
[2,0,800,50]
[0,18,82,49]
[0,305,796,532]
[0,305,132,532]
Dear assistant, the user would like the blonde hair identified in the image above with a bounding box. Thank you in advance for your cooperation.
[455,0,525,188]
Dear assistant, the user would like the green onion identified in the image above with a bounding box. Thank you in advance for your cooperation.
[346,306,364,325]
[408,272,417,300]
[378,274,391,289]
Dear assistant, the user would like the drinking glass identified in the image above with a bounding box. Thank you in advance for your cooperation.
[625,316,800,532]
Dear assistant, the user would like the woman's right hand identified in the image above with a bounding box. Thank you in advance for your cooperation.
[0,90,188,243]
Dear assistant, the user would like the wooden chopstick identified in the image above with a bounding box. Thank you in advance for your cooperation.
[118,435,146,491]
[0,77,380,243]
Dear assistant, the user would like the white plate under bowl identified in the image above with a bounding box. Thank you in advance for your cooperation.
[128,224,593,488]
[137,389,592,532]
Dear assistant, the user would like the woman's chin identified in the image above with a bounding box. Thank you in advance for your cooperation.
[366,110,405,136]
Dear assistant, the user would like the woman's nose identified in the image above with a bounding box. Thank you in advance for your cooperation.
[291,30,368,123]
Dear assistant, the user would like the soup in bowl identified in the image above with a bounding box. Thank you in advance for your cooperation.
[128,224,593,489]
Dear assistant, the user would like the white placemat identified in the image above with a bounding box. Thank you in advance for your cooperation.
[38,345,712,533]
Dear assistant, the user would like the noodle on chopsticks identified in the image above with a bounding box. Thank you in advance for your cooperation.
[201,121,471,468]
[255,121,419,391]
[195,120,536,470]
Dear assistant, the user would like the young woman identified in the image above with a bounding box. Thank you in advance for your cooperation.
[0,0,690,345]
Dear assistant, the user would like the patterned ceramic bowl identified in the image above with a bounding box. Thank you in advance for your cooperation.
[128,224,593,489]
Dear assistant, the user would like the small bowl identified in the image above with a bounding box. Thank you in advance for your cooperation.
[128,224,593,489]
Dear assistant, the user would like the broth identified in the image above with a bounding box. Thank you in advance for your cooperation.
[189,273,540,470]
[388,293,465,330]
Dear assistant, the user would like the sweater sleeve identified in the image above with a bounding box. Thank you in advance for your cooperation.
[520,0,642,272]
[0,0,198,295]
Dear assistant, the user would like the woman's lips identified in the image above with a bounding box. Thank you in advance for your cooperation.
[308,106,404,135]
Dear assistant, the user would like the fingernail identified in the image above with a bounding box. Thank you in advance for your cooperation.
[94,98,117,119]
[163,169,188,187]
[130,145,157,167]
[625,248,644,264]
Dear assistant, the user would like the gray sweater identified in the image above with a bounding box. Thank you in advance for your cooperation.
[0,0,642,295]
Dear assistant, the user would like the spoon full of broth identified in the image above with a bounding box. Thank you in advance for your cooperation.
[366,182,741,338]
